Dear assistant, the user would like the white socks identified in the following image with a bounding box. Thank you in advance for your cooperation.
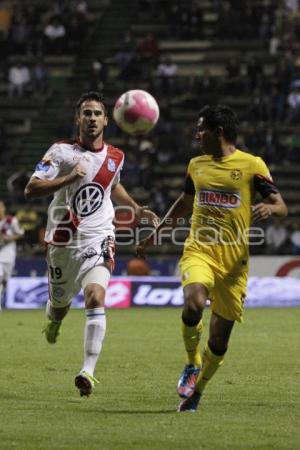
[45,301,106,377]
[82,307,106,376]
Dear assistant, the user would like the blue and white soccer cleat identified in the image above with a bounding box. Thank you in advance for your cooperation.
[177,365,200,398]
[75,371,99,397]
[177,391,202,412]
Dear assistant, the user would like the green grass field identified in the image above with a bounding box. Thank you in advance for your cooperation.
[0,308,299,450]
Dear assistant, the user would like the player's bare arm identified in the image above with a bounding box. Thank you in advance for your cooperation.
[136,192,194,257]
[111,182,158,225]
[24,163,86,199]
[252,192,288,222]
[1,233,23,242]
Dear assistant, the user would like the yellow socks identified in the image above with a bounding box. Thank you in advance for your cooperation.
[195,343,225,394]
[182,320,203,368]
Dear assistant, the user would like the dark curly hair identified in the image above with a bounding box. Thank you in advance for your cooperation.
[199,104,239,144]
[76,91,108,115]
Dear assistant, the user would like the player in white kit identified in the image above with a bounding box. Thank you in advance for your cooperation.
[0,200,24,310]
[25,91,157,396]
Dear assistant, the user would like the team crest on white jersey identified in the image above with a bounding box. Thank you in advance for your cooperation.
[108,158,116,172]
[73,183,104,217]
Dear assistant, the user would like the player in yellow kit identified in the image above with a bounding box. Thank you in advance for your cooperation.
[137,105,288,412]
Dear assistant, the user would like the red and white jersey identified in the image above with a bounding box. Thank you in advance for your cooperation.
[0,215,24,263]
[30,139,124,249]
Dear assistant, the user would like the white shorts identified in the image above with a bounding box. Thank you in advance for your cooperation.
[0,262,14,283]
[46,236,115,307]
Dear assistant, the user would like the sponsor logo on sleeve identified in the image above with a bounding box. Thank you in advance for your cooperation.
[35,161,51,172]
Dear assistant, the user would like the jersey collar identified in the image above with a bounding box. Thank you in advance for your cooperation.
[76,138,105,153]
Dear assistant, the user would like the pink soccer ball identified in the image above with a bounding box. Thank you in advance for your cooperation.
[113,89,159,135]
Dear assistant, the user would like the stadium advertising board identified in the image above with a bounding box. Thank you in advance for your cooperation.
[249,256,300,277]
[5,277,131,309]
[130,277,300,308]
[5,276,300,309]
[131,278,184,307]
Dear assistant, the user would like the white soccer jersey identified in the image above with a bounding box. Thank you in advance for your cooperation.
[0,215,24,263]
[31,139,124,249]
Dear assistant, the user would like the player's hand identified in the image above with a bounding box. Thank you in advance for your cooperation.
[252,203,273,222]
[135,236,153,259]
[135,205,159,227]
[1,234,12,242]
[66,164,87,184]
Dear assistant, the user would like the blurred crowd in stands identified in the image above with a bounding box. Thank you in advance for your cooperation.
[0,0,89,57]
[1,0,300,256]
[0,1,90,99]
[107,0,300,246]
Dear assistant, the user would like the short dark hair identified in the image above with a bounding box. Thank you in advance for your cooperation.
[76,91,108,114]
[199,105,238,143]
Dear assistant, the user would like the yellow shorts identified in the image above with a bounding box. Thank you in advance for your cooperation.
[179,251,248,322]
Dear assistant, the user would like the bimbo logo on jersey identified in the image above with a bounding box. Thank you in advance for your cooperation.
[198,189,241,208]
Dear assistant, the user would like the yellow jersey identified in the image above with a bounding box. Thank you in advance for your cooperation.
[183,149,278,273]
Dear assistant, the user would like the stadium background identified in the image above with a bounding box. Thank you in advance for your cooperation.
[1,0,300,306]
[0,2,300,450]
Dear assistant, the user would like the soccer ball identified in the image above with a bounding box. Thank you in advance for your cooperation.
[113,89,159,135]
